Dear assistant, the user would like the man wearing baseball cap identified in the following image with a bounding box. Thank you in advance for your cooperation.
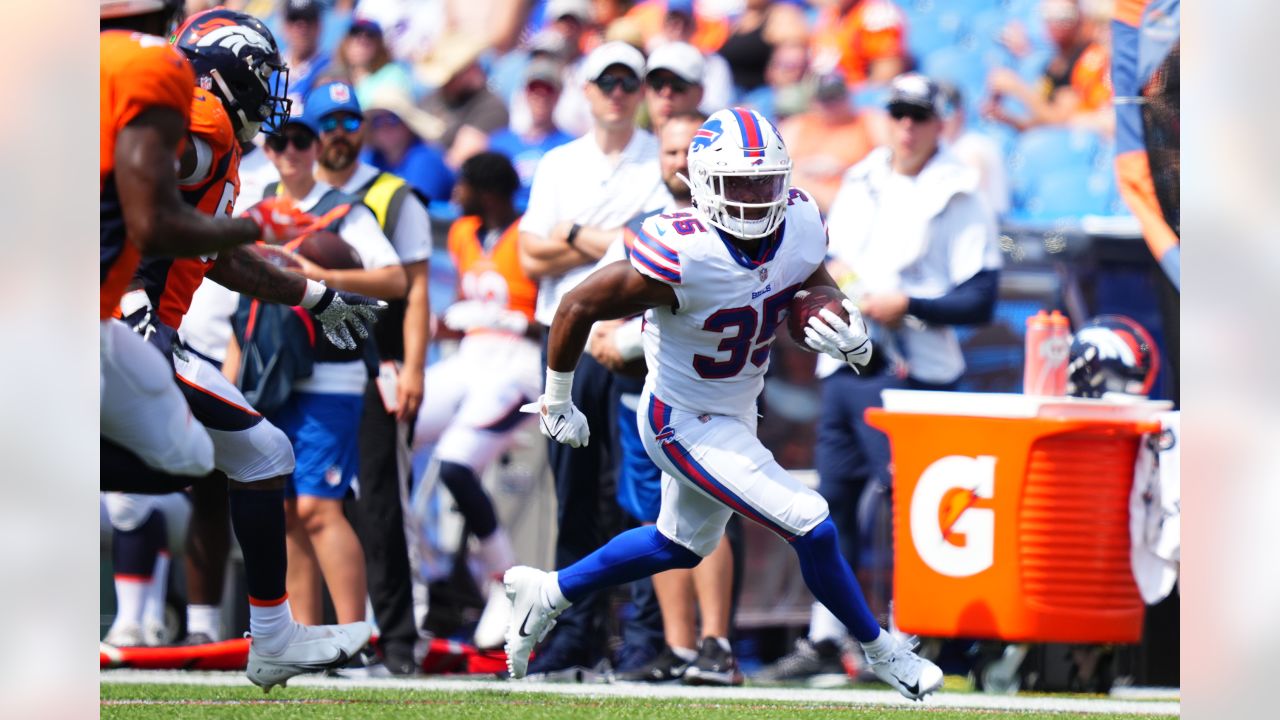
[643,42,705,133]
[516,40,672,675]
[489,59,575,211]
[306,80,435,676]
[770,73,1000,683]
[279,0,334,111]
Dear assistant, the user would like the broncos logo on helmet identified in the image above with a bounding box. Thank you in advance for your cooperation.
[172,9,291,143]
[1066,315,1161,398]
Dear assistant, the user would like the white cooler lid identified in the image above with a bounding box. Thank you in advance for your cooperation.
[879,390,1173,421]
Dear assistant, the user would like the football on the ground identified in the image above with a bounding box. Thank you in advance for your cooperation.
[247,243,302,270]
[788,286,850,350]
[297,230,362,270]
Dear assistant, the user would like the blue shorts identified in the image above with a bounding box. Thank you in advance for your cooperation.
[271,392,363,500]
[615,393,662,523]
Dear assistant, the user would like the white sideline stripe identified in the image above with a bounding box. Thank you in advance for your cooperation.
[101,670,1180,716]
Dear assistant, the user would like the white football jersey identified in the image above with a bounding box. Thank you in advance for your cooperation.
[630,187,828,418]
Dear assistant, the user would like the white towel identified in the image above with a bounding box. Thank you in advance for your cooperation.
[1130,411,1181,604]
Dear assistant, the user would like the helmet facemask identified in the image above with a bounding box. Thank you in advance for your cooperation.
[212,55,291,143]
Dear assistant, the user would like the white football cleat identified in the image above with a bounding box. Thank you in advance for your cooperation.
[246,621,373,693]
[103,623,145,648]
[474,579,513,650]
[503,566,563,678]
[866,635,944,701]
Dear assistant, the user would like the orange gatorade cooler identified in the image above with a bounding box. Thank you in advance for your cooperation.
[865,391,1172,644]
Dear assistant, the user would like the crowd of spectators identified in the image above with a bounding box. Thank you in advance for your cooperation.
[181,0,1125,225]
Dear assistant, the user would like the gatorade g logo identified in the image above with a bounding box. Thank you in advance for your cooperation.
[910,455,996,577]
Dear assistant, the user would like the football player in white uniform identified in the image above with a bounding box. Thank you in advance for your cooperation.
[504,108,943,700]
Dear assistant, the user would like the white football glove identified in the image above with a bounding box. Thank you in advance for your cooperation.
[312,288,386,351]
[520,397,590,447]
[804,299,873,370]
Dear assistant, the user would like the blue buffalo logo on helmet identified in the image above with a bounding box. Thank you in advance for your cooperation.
[690,117,723,153]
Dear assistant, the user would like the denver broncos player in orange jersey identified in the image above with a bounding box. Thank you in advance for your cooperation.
[105,6,382,691]
[100,0,319,487]
[410,153,540,649]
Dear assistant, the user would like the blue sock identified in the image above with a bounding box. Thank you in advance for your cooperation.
[112,510,166,576]
[557,526,701,603]
[790,518,881,642]
[228,487,287,603]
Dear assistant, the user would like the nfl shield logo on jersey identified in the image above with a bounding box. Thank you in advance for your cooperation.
[759,267,768,282]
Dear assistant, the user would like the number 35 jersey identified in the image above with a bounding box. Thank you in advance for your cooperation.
[630,188,827,418]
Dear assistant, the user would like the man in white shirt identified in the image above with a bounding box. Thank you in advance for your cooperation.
[516,40,671,674]
[246,112,407,644]
[309,80,433,675]
[762,74,1002,681]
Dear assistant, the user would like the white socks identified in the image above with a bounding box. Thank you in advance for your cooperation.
[142,552,170,634]
[248,599,295,655]
[860,628,894,661]
[187,604,221,640]
[112,577,147,628]
[540,571,571,612]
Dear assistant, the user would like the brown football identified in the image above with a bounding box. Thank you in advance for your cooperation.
[247,243,302,271]
[787,286,850,350]
[297,230,362,270]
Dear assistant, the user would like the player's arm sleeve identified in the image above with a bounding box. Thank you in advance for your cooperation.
[627,219,688,310]
[906,269,999,326]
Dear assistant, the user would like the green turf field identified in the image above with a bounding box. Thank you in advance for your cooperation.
[100,683,1179,720]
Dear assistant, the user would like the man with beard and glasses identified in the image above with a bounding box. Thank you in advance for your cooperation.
[308,80,433,675]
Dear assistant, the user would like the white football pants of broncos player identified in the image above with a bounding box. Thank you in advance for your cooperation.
[101,318,214,476]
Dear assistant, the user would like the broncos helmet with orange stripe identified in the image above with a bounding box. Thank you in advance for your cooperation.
[684,107,792,240]
[172,9,291,143]
[1067,315,1161,398]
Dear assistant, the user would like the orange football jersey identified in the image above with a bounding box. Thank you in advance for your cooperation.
[100,31,195,320]
[447,216,537,325]
[131,87,243,328]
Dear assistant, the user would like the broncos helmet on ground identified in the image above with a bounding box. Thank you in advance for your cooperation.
[684,107,792,240]
[1066,315,1161,398]
[172,9,291,143]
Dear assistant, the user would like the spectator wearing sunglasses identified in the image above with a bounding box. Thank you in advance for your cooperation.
[306,80,434,675]
[797,74,1000,670]
[488,59,575,212]
[251,109,407,657]
[516,40,672,675]
[642,42,704,134]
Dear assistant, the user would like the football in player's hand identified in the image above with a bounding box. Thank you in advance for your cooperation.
[788,286,850,350]
[297,230,362,270]
[247,243,302,271]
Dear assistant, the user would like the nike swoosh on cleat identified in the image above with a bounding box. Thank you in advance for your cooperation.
[903,679,920,697]
[518,607,536,637]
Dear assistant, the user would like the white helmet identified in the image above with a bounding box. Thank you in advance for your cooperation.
[684,107,791,239]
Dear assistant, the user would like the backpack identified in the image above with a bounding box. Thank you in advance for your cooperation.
[232,296,317,416]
